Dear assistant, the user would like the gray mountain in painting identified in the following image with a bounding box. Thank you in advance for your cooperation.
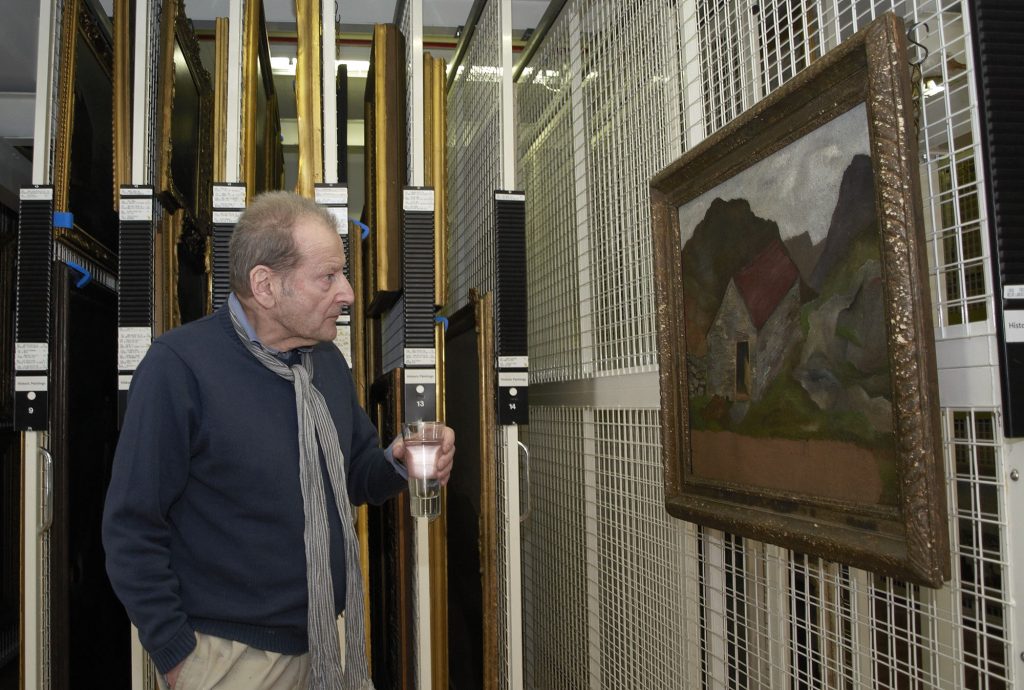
[683,154,891,449]
[680,198,781,357]
[809,154,876,290]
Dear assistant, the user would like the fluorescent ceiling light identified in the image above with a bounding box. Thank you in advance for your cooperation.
[270,57,370,79]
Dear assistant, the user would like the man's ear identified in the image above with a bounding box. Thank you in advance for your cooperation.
[249,265,277,308]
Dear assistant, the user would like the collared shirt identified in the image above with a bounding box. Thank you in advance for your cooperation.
[228,292,406,478]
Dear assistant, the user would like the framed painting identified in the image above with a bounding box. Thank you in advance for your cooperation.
[242,0,282,197]
[156,0,213,236]
[53,0,118,270]
[113,0,132,204]
[650,13,948,587]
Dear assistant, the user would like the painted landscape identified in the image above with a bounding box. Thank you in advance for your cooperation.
[678,109,897,506]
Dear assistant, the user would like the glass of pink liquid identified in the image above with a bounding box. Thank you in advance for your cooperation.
[401,420,444,519]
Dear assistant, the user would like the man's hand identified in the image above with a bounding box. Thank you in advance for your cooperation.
[392,425,455,485]
[165,659,185,688]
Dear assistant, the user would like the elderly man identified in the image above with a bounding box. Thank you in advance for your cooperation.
[103,191,454,689]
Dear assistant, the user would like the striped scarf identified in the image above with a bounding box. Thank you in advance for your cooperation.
[230,309,373,690]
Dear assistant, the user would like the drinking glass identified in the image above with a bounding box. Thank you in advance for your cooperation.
[401,420,444,519]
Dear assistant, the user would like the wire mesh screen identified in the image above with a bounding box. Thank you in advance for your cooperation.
[516,16,585,383]
[517,0,682,380]
[509,0,1016,688]
[522,407,691,689]
[446,0,502,315]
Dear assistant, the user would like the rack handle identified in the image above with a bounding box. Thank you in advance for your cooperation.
[518,441,531,523]
[39,447,53,534]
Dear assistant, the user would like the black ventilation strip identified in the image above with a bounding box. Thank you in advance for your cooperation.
[14,187,54,431]
[970,0,1024,435]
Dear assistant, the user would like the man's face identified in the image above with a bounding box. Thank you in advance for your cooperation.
[272,215,354,347]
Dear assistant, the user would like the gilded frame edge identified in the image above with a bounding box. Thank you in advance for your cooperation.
[155,0,213,236]
[241,0,280,197]
[649,13,948,587]
[113,0,132,205]
[53,0,119,269]
[294,0,323,198]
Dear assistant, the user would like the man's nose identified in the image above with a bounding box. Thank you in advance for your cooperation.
[336,274,355,306]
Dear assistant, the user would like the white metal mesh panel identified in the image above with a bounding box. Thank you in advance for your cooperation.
[522,407,690,689]
[510,0,1016,688]
[497,429,513,690]
[516,17,585,383]
[576,0,681,376]
[446,0,502,315]
[521,408,591,688]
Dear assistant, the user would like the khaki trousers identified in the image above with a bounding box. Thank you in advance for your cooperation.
[157,632,311,690]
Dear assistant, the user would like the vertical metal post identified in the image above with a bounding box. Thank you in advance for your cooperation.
[21,433,44,690]
[567,8,594,375]
[322,0,337,184]
[225,0,244,183]
[500,0,515,190]
[404,2,431,687]
[24,1,58,687]
[410,0,424,187]
[130,0,149,186]
[502,424,524,690]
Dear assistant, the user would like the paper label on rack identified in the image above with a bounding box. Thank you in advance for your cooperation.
[498,356,528,369]
[403,189,434,212]
[315,186,349,205]
[20,187,53,201]
[213,210,242,224]
[119,197,153,221]
[118,327,152,370]
[1004,311,1024,342]
[333,325,352,364]
[495,192,525,202]
[1004,285,1024,300]
[120,187,152,196]
[404,348,436,367]
[328,207,348,232]
[15,343,47,371]
[15,376,47,392]
[118,374,134,391]
[405,369,436,385]
[213,185,247,209]
[499,372,529,387]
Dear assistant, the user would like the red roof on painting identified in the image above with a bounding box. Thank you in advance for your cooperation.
[733,239,800,329]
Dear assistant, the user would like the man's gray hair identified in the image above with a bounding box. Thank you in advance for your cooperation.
[229,191,340,297]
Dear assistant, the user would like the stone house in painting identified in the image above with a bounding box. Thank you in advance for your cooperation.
[705,239,801,402]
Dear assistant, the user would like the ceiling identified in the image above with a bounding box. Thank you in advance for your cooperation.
[0,0,552,199]
[0,0,551,94]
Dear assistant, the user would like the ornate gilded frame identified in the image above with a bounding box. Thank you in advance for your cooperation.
[242,0,283,197]
[113,0,132,203]
[649,14,948,586]
[53,0,118,269]
[294,0,323,197]
[213,17,229,183]
[424,52,449,308]
[363,24,406,314]
[155,0,213,236]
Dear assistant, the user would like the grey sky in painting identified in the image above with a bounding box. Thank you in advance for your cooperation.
[677,103,871,247]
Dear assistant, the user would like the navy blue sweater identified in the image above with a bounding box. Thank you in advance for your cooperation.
[102,305,406,674]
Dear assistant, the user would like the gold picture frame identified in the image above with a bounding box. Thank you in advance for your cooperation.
[113,0,132,204]
[242,0,283,197]
[363,24,406,314]
[53,0,119,270]
[294,0,323,198]
[424,52,449,308]
[155,0,213,235]
[649,13,948,587]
